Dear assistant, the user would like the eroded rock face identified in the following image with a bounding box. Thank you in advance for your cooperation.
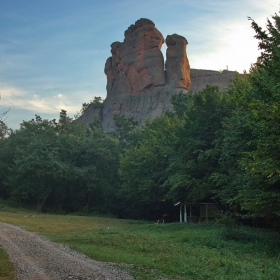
[96,18,191,131]
[104,18,166,95]
[79,18,240,131]
[165,34,191,90]
[100,85,184,131]
[190,69,242,93]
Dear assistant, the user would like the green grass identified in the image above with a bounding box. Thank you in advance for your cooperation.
[0,208,279,280]
[0,248,16,280]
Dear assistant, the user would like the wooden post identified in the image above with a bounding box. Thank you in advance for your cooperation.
[184,204,187,223]
[180,204,182,222]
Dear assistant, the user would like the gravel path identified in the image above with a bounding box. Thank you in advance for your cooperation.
[0,222,135,280]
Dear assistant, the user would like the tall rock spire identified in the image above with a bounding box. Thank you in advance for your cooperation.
[165,34,191,90]
[104,19,166,95]
[79,18,240,132]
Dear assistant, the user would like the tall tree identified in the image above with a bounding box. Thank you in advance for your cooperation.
[1,111,120,213]
[212,74,255,211]
[112,114,139,150]
[118,114,181,219]
[54,121,120,213]
[118,86,233,219]
[214,14,280,218]
[165,85,234,203]
[0,118,11,198]
[232,14,280,217]
[5,115,67,211]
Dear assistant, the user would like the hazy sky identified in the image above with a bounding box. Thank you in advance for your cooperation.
[0,0,277,129]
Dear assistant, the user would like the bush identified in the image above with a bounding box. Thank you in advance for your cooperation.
[221,223,280,257]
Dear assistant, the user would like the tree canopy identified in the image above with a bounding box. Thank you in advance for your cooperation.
[0,111,119,212]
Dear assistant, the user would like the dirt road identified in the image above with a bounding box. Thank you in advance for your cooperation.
[0,222,135,280]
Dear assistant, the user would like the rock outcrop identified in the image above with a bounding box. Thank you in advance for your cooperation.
[79,18,240,131]
[165,34,191,90]
[104,18,191,98]
[94,18,191,131]
[190,69,239,93]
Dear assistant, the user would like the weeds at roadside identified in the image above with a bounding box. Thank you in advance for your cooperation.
[0,248,16,280]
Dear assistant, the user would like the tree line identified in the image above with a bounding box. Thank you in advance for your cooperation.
[0,14,279,225]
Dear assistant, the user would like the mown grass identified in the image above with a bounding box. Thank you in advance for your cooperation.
[0,207,279,280]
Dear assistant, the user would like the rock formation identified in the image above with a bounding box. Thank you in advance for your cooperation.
[79,18,240,131]
[165,34,191,90]
[103,18,191,98]
[97,18,191,131]
[190,69,239,93]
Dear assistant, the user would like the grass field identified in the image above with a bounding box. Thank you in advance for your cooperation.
[0,207,279,280]
[0,248,16,280]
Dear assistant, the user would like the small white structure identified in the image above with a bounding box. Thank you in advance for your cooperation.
[174,201,218,223]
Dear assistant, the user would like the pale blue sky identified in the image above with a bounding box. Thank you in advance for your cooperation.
[0,0,277,129]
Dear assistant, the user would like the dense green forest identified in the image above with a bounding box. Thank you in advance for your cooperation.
[0,15,279,226]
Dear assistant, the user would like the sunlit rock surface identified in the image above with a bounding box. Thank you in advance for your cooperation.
[79,18,239,131]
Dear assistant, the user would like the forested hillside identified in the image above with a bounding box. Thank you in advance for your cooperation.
[0,14,279,227]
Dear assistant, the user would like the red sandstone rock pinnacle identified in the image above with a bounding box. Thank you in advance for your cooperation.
[79,19,239,131]
[165,34,191,90]
[99,18,192,131]
[104,18,191,96]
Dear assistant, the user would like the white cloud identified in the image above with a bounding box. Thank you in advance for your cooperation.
[0,85,24,99]
[0,83,91,118]
[0,82,103,129]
